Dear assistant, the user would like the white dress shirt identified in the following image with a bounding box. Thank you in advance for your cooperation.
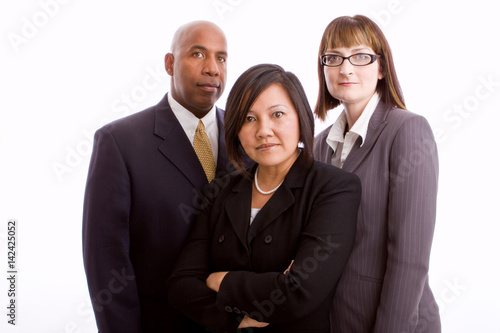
[326,93,380,168]
[250,208,261,225]
[168,93,219,163]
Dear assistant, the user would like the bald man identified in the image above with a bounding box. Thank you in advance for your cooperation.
[83,21,229,332]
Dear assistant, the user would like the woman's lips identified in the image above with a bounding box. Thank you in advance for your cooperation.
[256,143,278,151]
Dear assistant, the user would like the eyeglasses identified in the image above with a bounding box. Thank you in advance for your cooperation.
[321,53,381,67]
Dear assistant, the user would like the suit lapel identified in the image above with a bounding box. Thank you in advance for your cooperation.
[342,101,390,173]
[224,177,252,255]
[154,94,208,192]
[318,129,335,163]
[215,107,229,174]
[247,160,304,245]
[223,159,305,251]
[247,186,295,245]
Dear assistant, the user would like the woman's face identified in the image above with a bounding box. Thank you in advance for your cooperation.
[238,83,300,170]
[323,44,383,110]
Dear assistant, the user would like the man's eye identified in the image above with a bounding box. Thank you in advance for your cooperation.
[217,56,227,63]
[193,52,203,58]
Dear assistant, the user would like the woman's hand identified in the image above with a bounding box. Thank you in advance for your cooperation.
[238,316,269,329]
[206,274,269,328]
[206,271,228,292]
[284,260,294,274]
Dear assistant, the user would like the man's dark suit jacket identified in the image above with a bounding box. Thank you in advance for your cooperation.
[314,101,441,332]
[82,93,228,332]
[168,158,361,333]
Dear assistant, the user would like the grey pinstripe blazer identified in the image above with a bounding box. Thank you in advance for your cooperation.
[314,101,441,333]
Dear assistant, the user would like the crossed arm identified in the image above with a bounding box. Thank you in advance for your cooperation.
[167,169,361,332]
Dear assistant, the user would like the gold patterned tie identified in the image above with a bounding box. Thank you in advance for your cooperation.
[193,120,216,182]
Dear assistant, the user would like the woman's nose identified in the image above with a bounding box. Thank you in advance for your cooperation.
[256,120,273,138]
[339,60,354,75]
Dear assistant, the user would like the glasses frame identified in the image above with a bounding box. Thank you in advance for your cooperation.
[321,53,381,67]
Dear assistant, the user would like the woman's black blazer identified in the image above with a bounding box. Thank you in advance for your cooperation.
[167,157,361,332]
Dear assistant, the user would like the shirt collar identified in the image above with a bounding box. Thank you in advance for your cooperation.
[349,92,380,146]
[326,92,380,149]
[168,93,217,134]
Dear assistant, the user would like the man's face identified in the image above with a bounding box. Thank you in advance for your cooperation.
[166,24,227,118]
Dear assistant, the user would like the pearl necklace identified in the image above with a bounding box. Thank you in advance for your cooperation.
[254,166,285,195]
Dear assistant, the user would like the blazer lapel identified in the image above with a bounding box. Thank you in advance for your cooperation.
[224,177,252,255]
[215,107,229,175]
[154,94,208,192]
[247,186,295,245]
[317,126,335,164]
[247,161,305,244]
[223,159,306,251]
[342,101,390,173]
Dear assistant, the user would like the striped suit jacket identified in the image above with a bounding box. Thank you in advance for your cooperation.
[313,101,441,333]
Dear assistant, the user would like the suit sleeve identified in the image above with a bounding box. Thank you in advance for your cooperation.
[215,171,361,323]
[82,128,142,333]
[373,115,439,332]
[167,194,243,333]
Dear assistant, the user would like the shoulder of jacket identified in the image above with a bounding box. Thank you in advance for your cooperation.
[384,107,431,133]
[97,106,156,137]
[387,107,424,122]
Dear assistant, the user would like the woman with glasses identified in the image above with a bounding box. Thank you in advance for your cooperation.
[167,64,361,332]
[314,15,441,332]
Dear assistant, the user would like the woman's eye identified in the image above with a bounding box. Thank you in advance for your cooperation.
[273,111,284,118]
[354,54,368,60]
[324,55,338,64]
[244,115,255,122]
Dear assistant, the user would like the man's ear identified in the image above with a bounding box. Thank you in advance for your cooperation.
[165,53,174,76]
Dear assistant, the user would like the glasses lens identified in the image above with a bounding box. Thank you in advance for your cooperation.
[350,54,373,66]
[322,55,341,66]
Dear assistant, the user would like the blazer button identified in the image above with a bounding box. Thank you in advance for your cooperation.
[218,235,225,243]
[264,235,273,244]
[224,306,233,313]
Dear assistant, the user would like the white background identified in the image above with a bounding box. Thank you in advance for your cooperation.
[1,0,499,332]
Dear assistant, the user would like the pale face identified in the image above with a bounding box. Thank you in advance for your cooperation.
[238,84,300,170]
[323,45,383,111]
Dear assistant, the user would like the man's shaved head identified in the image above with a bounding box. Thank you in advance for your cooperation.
[170,21,226,55]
